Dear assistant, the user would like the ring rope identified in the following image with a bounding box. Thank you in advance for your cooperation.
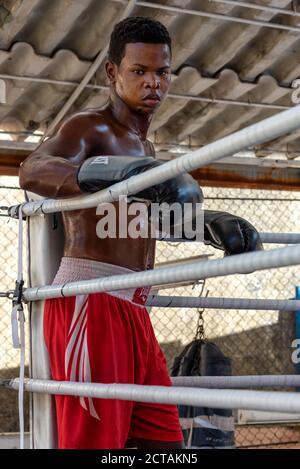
[4,378,300,414]
[22,244,300,302]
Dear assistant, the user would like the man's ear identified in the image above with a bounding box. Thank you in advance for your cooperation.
[106,61,117,84]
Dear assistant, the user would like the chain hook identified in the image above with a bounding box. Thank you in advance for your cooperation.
[192,280,209,341]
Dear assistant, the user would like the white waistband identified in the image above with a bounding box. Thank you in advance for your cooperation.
[52,257,147,305]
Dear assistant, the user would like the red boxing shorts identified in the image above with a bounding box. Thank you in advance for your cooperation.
[43,257,183,449]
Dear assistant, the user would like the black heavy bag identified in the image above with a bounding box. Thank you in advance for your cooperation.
[171,339,235,448]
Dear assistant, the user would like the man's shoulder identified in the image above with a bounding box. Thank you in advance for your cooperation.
[63,108,109,126]
[56,108,111,140]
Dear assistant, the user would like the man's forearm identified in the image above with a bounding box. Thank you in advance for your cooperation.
[19,153,81,198]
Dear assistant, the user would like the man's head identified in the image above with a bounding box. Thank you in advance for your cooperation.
[106,16,172,114]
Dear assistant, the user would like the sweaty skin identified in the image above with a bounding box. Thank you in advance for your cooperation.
[19,43,172,272]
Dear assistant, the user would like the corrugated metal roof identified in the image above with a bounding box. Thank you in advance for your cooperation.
[1,0,300,160]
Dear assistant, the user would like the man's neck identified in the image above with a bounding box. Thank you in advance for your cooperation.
[108,90,152,141]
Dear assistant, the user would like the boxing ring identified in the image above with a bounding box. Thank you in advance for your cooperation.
[3,104,300,449]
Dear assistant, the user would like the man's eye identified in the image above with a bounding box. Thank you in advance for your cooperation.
[158,70,170,77]
[133,70,144,75]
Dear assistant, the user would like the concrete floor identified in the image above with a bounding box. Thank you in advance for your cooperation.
[0,433,30,449]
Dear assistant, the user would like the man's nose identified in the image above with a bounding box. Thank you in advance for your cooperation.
[145,74,160,89]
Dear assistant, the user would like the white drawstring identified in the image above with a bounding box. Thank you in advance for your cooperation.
[187,418,194,448]
[11,204,25,449]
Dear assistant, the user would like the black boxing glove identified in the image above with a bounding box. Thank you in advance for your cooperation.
[203,210,263,255]
[77,155,203,230]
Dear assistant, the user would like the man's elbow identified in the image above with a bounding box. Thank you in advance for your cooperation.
[19,163,28,190]
[19,156,37,191]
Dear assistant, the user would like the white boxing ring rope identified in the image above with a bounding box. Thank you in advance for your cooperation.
[22,244,300,302]
[167,233,300,244]
[3,375,300,391]
[147,295,300,311]
[259,232,300,244]
[259,233,300,244]
[13,103,300,218]
[4,378,300,414]
[171,375,300,388]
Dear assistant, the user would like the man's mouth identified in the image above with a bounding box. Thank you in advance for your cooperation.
[142,94,161,106]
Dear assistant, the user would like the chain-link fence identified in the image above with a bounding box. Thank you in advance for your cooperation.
[0,177,29,433]
[0,180,300,447]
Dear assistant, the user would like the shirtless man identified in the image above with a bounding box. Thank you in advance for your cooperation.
[19,16,262,449]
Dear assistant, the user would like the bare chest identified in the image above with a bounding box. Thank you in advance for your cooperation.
[90,128,154,158]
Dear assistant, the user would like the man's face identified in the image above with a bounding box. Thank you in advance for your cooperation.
[107,42,172,114]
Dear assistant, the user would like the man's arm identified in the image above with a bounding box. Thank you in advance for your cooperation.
[19,114,94,198]
[77,155,262,255]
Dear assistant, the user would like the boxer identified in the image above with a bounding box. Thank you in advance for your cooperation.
[19,16,261,449]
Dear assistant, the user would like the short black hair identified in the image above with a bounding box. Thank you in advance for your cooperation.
[108,16,172,66]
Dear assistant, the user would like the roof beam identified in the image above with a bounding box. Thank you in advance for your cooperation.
[189,156,300,191]
[3,148,300,191]
[0,73,291,112]
[130,0,300,33]
[210,0,300,18]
